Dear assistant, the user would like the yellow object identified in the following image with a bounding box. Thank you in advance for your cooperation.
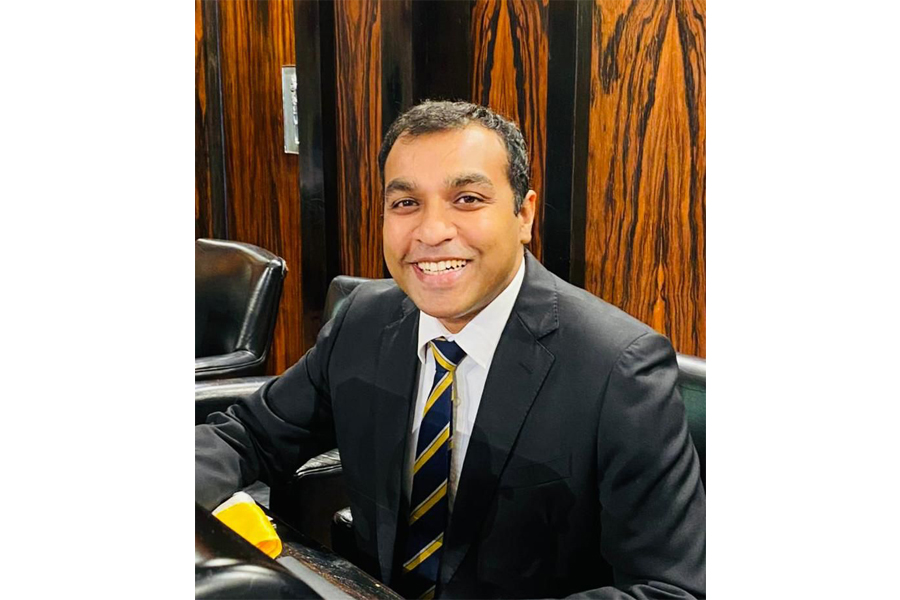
[212,491,282,558]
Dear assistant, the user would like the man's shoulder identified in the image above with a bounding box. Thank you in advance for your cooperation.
[545,270,661,351]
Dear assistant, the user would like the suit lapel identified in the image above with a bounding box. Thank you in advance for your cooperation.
[440,252,559,588]
[372,296,419,584]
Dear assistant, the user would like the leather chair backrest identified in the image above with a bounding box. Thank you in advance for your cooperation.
[324,276,386,322]
[196,239,287,360]
[323,275,706,485]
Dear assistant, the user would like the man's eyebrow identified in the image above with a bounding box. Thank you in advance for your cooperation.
[384,178,417,196]
[446,172,495,191]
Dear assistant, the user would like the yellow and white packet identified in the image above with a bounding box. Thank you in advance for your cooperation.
[212,491,282,558]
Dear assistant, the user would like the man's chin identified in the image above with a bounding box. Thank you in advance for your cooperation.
[412,297,468,320]
[413,301,460,320]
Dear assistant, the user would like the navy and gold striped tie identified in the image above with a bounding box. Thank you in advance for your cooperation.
[399,338,466,599]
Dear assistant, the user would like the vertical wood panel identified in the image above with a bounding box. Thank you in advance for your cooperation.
[195,0,212,239]
[471,0,549,262]
[333,0,384,278]
[218,0,304,372]
[584,0,705,357]
[195,0,227,241]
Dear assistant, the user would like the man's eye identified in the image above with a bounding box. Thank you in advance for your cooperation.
[390,199,417,209]
[456,195,482,205]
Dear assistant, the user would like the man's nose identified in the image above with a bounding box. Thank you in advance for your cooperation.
[415,203,456,245]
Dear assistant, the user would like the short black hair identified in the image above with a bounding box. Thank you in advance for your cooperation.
[378,100,530,214]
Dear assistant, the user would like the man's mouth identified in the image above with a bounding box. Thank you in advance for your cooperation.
[415,259,468,275]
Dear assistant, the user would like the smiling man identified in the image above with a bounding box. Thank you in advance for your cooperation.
[196,101,706,599]
[381,121,536,333]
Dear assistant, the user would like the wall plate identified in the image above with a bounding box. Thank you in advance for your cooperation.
[281,66,298,154]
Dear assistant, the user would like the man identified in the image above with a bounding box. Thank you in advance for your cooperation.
[196,101,705,598]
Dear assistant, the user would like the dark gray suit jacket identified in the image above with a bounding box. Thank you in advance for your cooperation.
[196,251,706,598]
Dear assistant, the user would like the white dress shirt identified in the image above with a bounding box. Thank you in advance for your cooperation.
[405,257,526,511]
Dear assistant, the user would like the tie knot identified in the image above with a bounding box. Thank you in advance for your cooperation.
[430,337,466,371]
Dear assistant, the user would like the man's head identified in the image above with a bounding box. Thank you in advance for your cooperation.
[380,101,537,333]
[379,101,531,214]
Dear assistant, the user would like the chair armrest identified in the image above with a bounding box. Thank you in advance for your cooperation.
[195,349,265,381]
[331,507,358,565]
[675,352,706,387]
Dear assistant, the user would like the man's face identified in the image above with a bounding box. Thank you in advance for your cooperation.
[382,125,536,333]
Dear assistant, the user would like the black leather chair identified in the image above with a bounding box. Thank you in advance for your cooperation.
[196,238,287,380]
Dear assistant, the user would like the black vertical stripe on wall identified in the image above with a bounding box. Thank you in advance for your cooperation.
[544,0,592,285]
[201,0,228,240]
[380,0,414,278]
[568,0,592,288]
[381,0,414,134]
[412,0,472,103]
[318,0,340,287]
[294,0,340,336]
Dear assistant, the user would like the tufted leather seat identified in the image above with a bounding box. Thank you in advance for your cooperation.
[195,239,287,380]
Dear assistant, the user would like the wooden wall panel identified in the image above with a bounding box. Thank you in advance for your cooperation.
[195,0,212,239]
[195,0,227,241]
[218,0,305,373]
[471,0,549,262]
[333,0,384,278]
[584,0,705,357]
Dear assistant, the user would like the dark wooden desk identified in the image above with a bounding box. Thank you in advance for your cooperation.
[265,505,403,600]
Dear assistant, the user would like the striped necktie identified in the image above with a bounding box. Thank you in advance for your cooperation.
[399,337,466,599]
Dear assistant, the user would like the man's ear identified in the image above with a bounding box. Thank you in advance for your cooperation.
[518,190,537,244]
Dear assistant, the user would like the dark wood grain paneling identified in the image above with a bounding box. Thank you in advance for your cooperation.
[196,0,227,240]
[471,0,549,262]
[218,0,304,372]
[584,0,705,357]
[333,0,384,278]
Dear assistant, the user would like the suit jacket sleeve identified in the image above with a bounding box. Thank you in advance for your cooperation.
[194,288,355,512]
[574,332,706,599]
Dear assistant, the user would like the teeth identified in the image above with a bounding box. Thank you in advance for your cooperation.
[418,259,467,273]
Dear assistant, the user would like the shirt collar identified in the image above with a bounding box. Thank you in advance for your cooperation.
[417,255,526,370]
